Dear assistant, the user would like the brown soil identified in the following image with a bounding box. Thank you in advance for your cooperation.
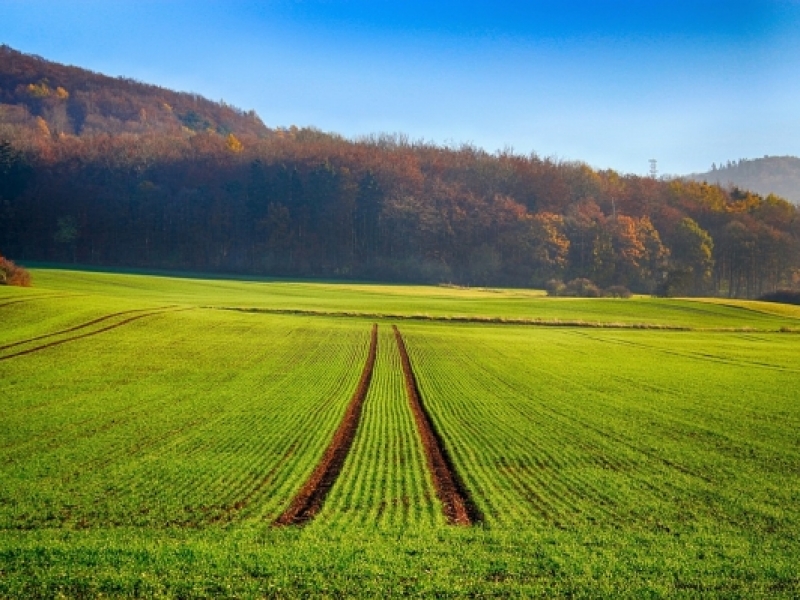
[274,323,378,526]
[0,307,190,361]
[393,325,480,526]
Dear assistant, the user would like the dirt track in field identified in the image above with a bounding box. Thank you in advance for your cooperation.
[274,323,378,526]
[0,307,189,361]
[393,325,481,526]
[0,306,174,351]
[0,293,87,309]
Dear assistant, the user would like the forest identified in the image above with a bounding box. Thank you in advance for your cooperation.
[690,155,800,206]
[1,46,798,297]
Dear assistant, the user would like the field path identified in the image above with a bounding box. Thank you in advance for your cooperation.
[274,323,378,526]
[0,307,189,361]
[393,325,480,525]
[0,293,86,308]
[0,306,174,351]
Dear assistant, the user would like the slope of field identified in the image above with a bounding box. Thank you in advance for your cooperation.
[1,269,799,596]
[20,267,800,330]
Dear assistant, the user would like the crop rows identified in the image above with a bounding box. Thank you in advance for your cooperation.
[399,324,800,534]
[2,312,485,530]
[275,323,378,525]
[2,272,800,596]
[3,277,799,539]
[0,306,187,361]
[275,324,480,528]
[317,326,442,530]
[0,306,174,352]
[393,325,478,525]
[1,310,373,528]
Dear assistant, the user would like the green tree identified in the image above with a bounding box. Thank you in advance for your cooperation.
[54,216,79,262]
[0,141,31,252]
[671,217,714,294]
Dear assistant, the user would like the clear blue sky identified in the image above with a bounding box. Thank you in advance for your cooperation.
[2,0,799,175]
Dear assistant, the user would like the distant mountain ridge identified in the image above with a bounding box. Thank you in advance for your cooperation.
[0,45,268,139]
[687,156,800,205]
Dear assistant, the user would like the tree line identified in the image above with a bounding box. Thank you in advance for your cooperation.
[1,127,798,297]
[2,45,798,296]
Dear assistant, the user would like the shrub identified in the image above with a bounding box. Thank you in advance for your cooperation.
[0,254,31,286]
[547,278,610,298]
[545,279,566,296]
[564,278,602,298]
[604,285,632,298]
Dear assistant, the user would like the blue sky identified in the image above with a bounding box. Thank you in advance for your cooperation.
[1,0,799,175]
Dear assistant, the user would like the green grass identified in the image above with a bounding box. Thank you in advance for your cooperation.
[404,324,799,530]
[13,267,800,329]
[314,326,443,531]
[2,305,371,529]
[1,269,799,597]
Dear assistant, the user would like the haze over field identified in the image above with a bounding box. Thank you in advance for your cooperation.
[2,0,799,175]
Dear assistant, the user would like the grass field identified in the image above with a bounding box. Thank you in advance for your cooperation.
[1,268,799,597]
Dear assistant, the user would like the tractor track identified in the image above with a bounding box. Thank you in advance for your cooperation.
[274,323,378,526]
[0,293,87,309]
[0,307,191,361]
[393,325,481,526]
[0,306,175,351]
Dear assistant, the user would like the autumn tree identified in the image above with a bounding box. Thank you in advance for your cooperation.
[526,212,570,283]
[609,215,668,291]
[1,47,799,294]
[0,253,31,286]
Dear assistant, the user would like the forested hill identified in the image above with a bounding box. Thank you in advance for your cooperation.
[1,47,799,298]
[0,45,267,139]
[688,156,800,205]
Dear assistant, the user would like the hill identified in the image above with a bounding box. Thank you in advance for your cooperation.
[687,156,800,205]
[0,45,268,139]
[1,46,799,298]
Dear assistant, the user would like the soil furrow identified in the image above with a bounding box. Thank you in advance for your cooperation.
[0,307,191,361]
[567,330,800,373]
[0,293,87,309]
[0,306,172,351]
[393,325,481,526]
[274,323,378,526]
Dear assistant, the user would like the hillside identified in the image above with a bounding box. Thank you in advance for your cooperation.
[0,45,268,139]
[688,156,800,205]
[1,47,799,298]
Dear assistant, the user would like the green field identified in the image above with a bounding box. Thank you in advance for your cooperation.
[1,268,799,597]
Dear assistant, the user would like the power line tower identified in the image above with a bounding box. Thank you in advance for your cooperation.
[649,159,658,179]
